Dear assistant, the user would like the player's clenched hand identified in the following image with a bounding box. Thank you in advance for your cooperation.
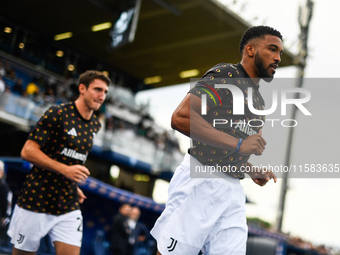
[249,167,277,186]
[239,129,266,156]
[62,165,90,182]
[77,187,87,204]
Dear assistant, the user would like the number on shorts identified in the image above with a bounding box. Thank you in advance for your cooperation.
[77,217,83,232]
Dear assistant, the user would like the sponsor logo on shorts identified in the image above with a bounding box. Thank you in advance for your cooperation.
[167,237,177,252]
[17,233,25,244]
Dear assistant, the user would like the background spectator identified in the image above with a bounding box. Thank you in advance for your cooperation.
[0,75,5,93]
[26,78,40,96]
[127,207,153,255]
[110,204,132,255]
[12,78,25,96]
[0,60,6,76]
[0,160,12,246]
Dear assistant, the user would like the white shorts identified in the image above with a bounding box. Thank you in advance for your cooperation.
[7,205,83,252]
[150,154,247,255]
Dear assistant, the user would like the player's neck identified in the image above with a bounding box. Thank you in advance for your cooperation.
[75,98,93,120]
[240,60,260,86]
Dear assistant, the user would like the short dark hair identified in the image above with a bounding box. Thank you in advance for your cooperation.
[78,70,111,88]
[239,26,283,54]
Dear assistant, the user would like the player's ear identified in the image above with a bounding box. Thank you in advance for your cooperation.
[244,44,255,57]
[79,83,86,95]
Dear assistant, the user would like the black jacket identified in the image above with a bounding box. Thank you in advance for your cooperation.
[110,213,131,255]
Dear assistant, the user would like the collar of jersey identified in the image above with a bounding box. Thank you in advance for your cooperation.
[72,101,93,123]
[237,63,260,90]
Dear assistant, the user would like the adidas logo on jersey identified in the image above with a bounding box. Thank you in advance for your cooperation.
[67,128,77,137]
